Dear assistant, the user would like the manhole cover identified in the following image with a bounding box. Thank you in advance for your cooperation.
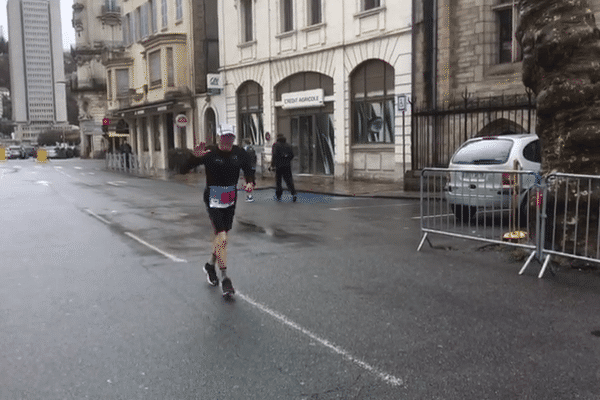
[591,330,600,337]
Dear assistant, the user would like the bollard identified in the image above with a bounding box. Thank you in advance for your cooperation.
[0,147,5,162]
[37,149,48,163]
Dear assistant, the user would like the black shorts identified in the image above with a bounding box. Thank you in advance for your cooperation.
[206,205,236,233]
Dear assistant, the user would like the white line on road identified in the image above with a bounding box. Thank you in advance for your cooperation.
[124,232,187,263]
[330,203,414,211]
[84,208,112,225]
[238,292,404,388]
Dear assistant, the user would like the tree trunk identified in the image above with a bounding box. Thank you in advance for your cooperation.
[517,0,600,265]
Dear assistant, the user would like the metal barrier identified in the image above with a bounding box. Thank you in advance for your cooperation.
[520,173,600,277]
[418,168,543,272]
[419,168,600,278]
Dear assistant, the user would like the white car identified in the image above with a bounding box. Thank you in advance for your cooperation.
[445,134,541,222]
[42,146,59,159]
[7,146,25,159]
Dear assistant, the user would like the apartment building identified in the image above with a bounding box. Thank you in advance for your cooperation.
[72,0,122,158]
[7,0,68,142]
[218,0,412,182]
[102,0,218,172]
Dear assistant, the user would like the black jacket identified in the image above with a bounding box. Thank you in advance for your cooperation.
[272,141,294,168]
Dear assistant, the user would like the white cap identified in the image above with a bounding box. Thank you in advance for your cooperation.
[217,124,235,137]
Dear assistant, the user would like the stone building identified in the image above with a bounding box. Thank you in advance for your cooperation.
[102,0,218,173]
[217,0,412,182]
[71,0,122,158]
[410,0,600,174]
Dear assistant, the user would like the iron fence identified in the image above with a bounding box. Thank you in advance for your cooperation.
[411,91,537,170]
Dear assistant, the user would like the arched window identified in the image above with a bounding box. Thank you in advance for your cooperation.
[351,60,395,144]
[237,81,264,145]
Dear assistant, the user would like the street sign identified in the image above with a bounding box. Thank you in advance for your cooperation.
[175,114,188,128]
[397,94,407,112]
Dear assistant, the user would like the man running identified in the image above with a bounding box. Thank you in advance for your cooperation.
[181,124,255,296]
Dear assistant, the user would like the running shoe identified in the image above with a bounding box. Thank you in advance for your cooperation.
[222,277,235,296]
[204,263,219,286]
[293,195,297,202]
[246,194,254,202]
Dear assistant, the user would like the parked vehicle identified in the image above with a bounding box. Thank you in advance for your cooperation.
[445,133,541,222]
[23,146,37,158]
[7,146,26,159]
[43,146,59,159]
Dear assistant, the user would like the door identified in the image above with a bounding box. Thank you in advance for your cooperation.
[290,114,334,175]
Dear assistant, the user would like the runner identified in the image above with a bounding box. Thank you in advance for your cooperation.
[181,124,255,297]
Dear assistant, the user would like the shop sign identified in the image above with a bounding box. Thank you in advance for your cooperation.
[175,114,188,128]
[207,74,223,89]
[282,89,324,109]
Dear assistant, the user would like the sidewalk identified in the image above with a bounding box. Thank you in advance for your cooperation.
[166,169,420,200]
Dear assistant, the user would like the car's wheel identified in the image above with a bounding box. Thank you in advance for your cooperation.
[451,205,476,223]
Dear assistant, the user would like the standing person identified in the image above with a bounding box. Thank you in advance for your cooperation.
[271,134,297,202]
[120,140,132,170]
[181,124,255,297]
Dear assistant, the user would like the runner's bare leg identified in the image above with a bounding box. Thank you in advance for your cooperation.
[212,231,228,278]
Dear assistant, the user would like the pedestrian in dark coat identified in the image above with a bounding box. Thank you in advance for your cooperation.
[271,134,297,202]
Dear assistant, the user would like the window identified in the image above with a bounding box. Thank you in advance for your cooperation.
[363,0,380,10]
[123,14,131,45]
[153,115,161,151]
[175,0,182,21]
[351,60,395,144]
[281,0,293,32]
[149,50,161,87]
[141,117,149,151]
[139,4,149,39]
[161,0,167,28]
[494,0,522,64]
[150,0,157,33]
[237,81,264,145]
[107,70,113,100]
[166,47,174,87]
[307,0,321,25]
[241,0,253,42]
[116,68,129,97]
[131,9,138,42]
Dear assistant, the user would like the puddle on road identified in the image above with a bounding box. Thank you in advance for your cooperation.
[236,219,318,244]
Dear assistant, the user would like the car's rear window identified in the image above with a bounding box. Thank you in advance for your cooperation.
[451,139,513,165]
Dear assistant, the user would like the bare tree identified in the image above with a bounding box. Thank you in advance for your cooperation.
[517,0,600,264]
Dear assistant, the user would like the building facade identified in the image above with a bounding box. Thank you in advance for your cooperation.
[102,0,218,173]
[410,0,600,174]
[217,0,412,182]
[71,0,122,158]
[7,0,68,142]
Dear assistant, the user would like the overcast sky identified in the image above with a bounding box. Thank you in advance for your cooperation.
[1,0,76,50]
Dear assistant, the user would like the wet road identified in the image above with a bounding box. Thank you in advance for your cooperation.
[2,159,600,399]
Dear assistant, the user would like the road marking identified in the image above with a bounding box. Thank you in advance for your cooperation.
[238,292,404,388]
[74,166,83,170]
[124,232,187,263]
[36,180,50,186]
[330,203,414,211]
[84,208,112,225]
[107,181,127,187]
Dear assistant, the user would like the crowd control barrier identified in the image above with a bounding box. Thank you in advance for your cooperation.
[520,173,600,277]
[418,168,544,275]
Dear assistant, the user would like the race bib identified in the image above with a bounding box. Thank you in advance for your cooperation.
[208,185,236,208]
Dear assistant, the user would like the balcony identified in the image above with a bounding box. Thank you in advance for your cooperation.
[100,5,121,27]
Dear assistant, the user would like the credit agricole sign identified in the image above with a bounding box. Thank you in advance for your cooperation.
[281,89,324,109]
